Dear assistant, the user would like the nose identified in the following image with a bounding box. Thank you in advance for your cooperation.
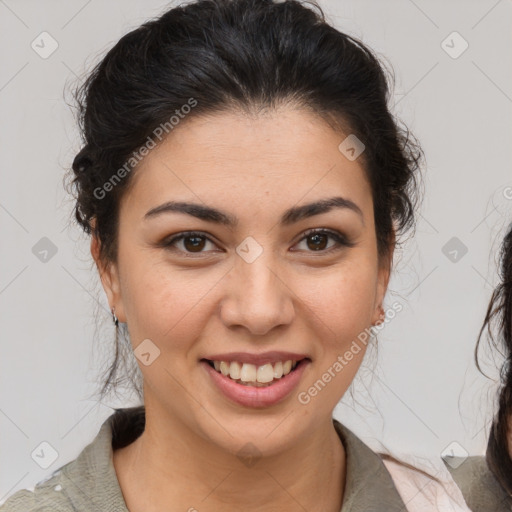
[219,252,295,337]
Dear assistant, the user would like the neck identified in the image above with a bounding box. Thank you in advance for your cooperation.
[113,406,346,512]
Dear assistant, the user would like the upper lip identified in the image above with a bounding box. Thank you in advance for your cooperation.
[202,351,310,366]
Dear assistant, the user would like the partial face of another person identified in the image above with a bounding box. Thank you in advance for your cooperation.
[93,107,391,456]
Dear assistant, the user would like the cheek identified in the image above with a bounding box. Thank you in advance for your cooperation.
[297,263,378,344]
[294,264,378,409]
[119,255,215,352]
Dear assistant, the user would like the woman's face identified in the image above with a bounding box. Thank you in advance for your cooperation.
[93,107,391,456]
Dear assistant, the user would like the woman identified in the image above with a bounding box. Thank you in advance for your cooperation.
[0,0,471,510]
[446,224,512,511]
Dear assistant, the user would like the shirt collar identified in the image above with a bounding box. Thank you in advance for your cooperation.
[60,406,406,511]
[333,419,407,511]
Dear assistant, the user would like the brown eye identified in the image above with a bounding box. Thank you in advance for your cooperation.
[182,235,207,252]
[293,229,354,253]
[306,232,329,251]
[163,231,217,255]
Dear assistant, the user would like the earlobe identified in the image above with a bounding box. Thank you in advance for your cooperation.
[90,234,126,323]
[372,303,385,327]
[372,238,394,326]
[371,274,387,326]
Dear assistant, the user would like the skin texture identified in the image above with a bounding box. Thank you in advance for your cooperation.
[92,107,392,512]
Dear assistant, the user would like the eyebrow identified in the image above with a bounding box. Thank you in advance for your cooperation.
[144,196,364,227]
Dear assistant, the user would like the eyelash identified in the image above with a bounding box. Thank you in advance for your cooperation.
[161,228,355,257]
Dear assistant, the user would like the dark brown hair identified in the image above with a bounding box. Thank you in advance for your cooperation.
[476,223,512,495]
[66,0,424,400]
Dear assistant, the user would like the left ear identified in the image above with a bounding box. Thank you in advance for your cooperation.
[371,230,395,325]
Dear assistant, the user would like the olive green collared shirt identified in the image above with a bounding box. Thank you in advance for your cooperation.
[1,406,407,511]
[445,455,512,512]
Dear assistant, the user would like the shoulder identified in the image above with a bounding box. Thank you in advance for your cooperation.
[0,464,73,512]
[444,455,512,512]
[1,406,144,512]
[333,421,472,511]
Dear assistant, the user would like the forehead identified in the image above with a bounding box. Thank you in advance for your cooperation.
[121,108,372,220]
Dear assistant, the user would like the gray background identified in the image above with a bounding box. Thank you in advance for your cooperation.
[1,0,511,501]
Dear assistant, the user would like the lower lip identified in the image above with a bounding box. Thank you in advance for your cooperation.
[201,359,310,408]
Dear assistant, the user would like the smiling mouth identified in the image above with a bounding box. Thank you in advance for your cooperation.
[202,358,308,387]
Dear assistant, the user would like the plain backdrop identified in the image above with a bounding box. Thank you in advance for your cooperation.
[1,0,512,502]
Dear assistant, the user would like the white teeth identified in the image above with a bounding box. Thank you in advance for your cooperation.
[240,363,257,382]
[229,361,241,380]
[257,363,275,383]
[273,361,283,378]
[209,359,301,384]
[219,361,229,376]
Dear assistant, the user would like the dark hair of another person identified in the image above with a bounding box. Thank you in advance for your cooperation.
[65,0,424,401]
[477,223,512,495]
